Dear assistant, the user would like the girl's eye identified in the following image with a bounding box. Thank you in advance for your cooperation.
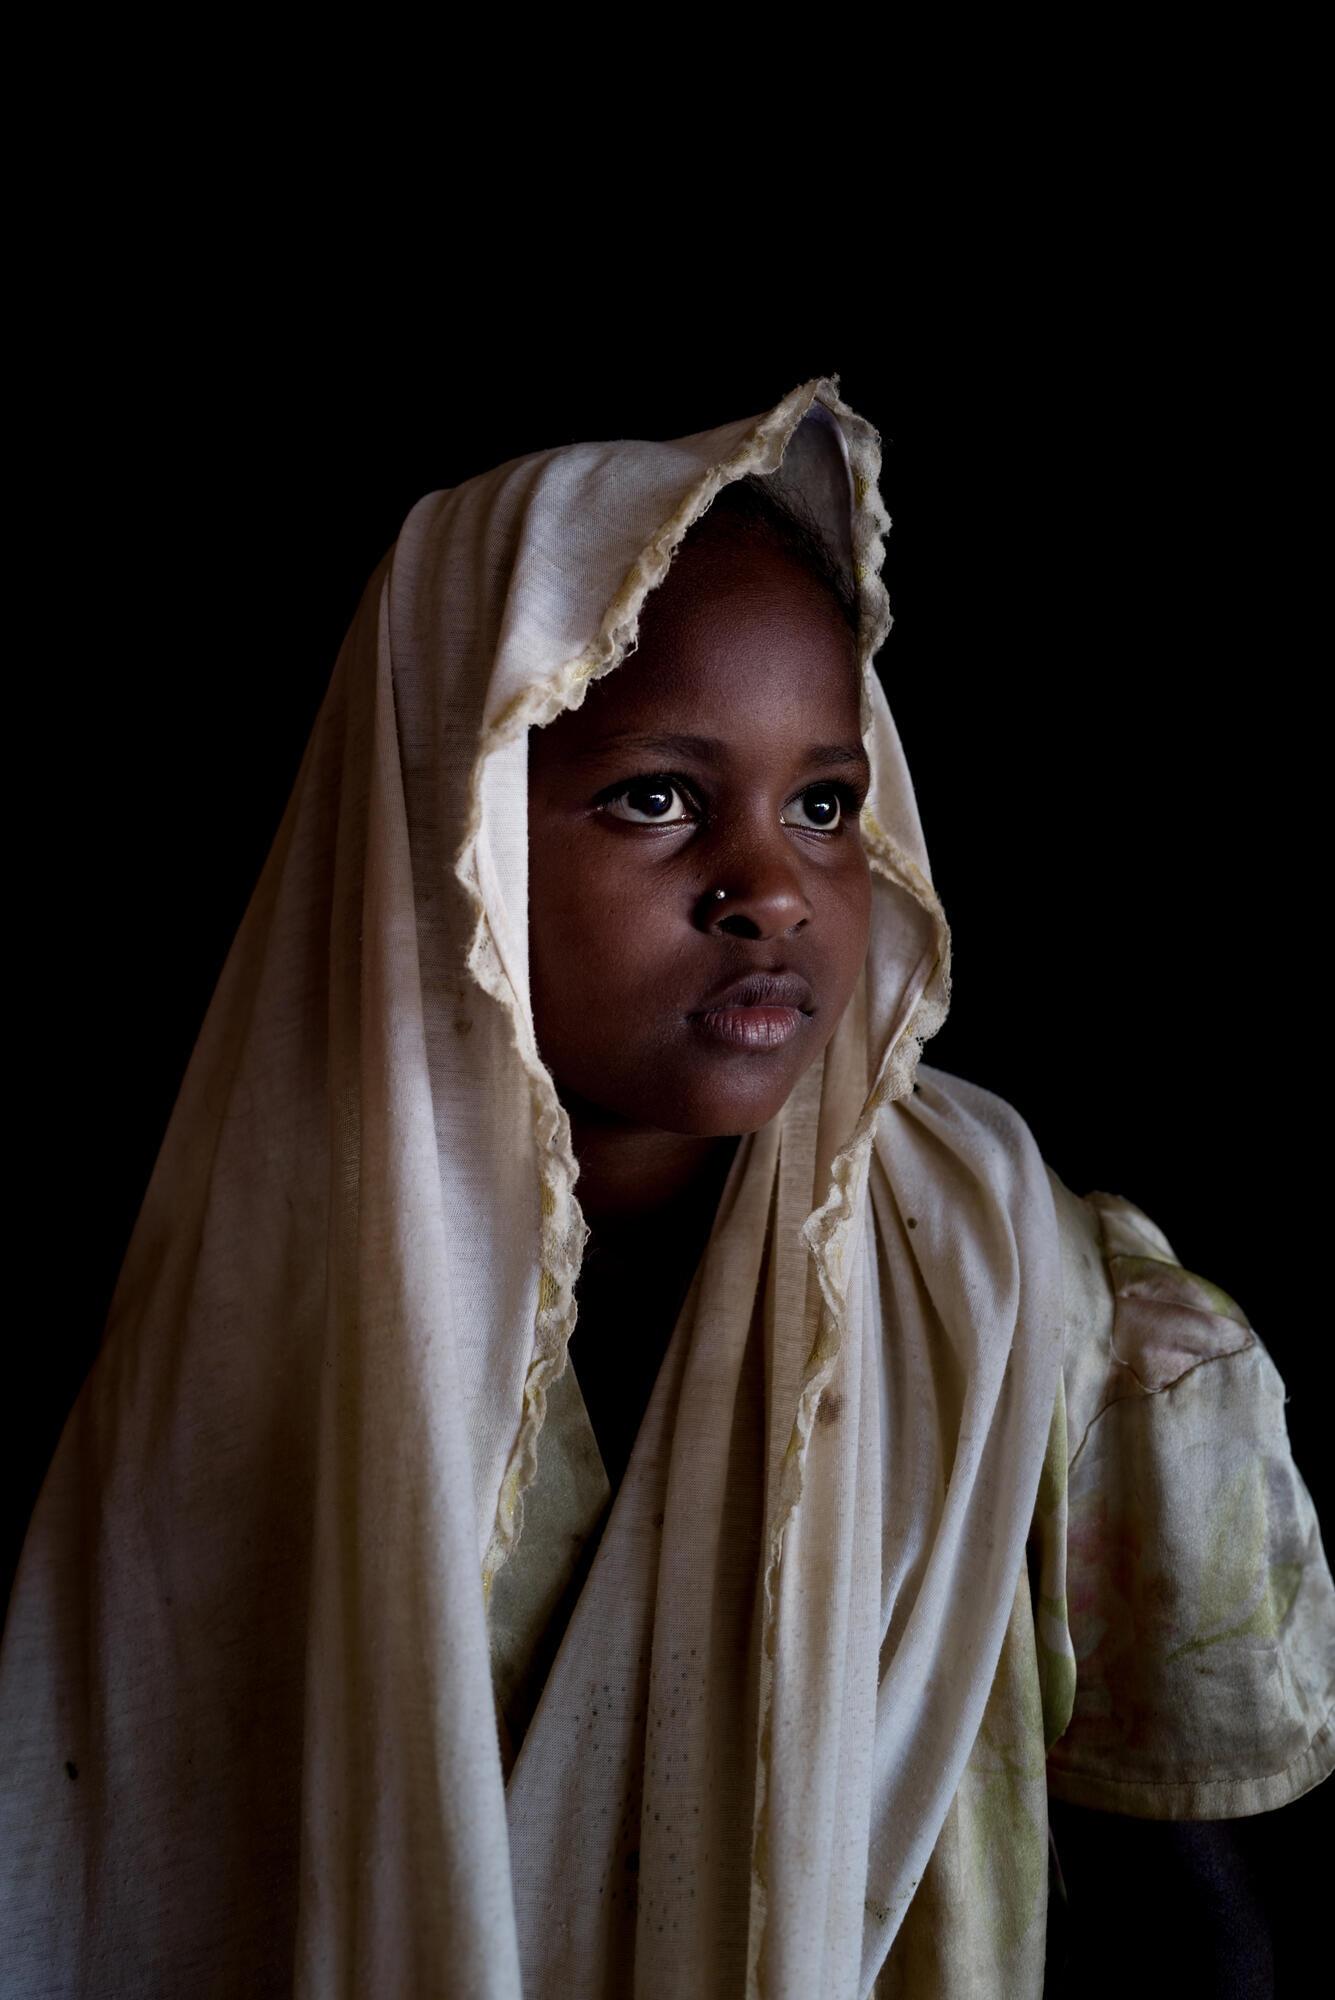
[601,777,694,825]
[780,784,849,832]
[598,775,860,832]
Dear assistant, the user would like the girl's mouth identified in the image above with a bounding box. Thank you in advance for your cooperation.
[690,1005,808,1050]
[687,970,815,1051]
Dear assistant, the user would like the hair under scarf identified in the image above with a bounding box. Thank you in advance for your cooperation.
[1,377,1067,1996]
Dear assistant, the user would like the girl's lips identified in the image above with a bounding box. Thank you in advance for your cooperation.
[689,968,816,1016]
[691,1005,807,1050]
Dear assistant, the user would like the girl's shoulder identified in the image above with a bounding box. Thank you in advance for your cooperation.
[1036,1164,1335,1819]
[1045,1165,1259,1466]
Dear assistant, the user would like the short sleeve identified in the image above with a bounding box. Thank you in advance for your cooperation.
[1035,1175,1335,1819]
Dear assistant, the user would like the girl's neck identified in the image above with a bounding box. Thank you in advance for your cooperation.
[566,1111,740,1240]
[564,1117,741,1496]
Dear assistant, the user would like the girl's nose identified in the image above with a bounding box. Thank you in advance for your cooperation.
[694,839,812,941]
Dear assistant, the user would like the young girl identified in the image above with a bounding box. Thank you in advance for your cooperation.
[2,377,1331,1997]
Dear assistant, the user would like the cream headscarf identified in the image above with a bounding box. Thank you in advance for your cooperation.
[0,376,1066,1996]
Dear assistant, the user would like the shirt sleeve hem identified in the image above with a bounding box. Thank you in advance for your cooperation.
[1045,1707,1335,1820]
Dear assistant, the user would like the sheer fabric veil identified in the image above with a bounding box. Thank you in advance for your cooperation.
[0,377,1065,1997]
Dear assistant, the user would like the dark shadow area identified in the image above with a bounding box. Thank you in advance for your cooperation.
[1048,1787,1322,1997]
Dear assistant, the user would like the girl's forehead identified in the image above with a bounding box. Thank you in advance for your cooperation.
[528,518,863,783]
[529,653,865,794]
[610,536,855,699]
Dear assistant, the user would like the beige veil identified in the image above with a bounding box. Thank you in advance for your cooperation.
[0,377,1067,1996]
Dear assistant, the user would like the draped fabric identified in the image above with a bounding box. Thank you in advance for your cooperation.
[3,376,1330,1997]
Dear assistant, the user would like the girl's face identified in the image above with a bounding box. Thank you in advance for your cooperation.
[527,515,873,1138]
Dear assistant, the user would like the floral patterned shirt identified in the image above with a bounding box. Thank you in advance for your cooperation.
[875,1169,1335,1995]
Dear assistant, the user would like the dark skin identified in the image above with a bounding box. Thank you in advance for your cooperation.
[527,511,871,1485]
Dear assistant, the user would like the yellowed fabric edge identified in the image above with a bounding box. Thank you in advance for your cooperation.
[1045,1706,1335,1818]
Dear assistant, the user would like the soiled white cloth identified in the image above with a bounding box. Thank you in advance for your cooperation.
[3,376,1328,1998]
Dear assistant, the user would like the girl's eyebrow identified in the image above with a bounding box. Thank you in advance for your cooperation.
[574,730,871,772]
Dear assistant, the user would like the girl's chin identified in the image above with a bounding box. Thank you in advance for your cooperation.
[552,1050,813,1138]
[637,1078,804,1140]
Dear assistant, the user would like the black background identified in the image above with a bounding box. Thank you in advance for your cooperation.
[11,263,1326,1972]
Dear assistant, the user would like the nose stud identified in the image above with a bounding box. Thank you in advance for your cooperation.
[712,887,728,902]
